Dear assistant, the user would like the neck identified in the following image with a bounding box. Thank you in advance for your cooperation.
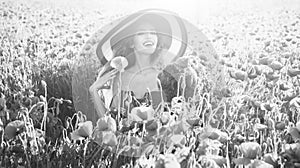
[134,51,152,71]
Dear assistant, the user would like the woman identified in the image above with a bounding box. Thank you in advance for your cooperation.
[89,14,171,119]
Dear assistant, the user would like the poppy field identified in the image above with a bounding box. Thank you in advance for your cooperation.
[1,0,300,168]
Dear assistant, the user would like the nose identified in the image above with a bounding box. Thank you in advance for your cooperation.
[145,32,157,39]
[145,33,152,38]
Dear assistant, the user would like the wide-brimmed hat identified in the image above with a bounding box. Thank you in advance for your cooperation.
[72,9,225,124]
[109,13,172,51]
[96,9,188,66]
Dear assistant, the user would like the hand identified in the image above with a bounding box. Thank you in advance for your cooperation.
[90,64,118,92]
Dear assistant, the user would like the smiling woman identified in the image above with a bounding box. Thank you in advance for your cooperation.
[90,13,172,119]
[72,9,224,125]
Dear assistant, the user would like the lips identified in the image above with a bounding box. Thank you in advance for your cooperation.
[143,41,154,47]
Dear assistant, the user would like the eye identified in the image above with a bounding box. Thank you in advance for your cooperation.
[136,31,146,36]
[135,31,157,36]
[149,31,157,35]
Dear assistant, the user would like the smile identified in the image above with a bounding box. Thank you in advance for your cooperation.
[143,41,154,47]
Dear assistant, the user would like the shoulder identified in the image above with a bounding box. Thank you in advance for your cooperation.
[155,49,178,70]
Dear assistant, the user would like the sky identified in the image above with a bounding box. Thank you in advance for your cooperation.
[4,0,300,25]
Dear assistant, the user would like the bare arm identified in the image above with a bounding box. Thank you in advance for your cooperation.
[89,65,118,118]
[89,87,107,118]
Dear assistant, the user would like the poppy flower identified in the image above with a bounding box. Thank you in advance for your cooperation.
[95,115,117,132]
[129,136,144,146]
[275,122,285,130]
[240,142,261,159]
[265,72,280,81]
[259,56,272,65]
[0,98,6,111]
[282,89,298,101]
[297,121,300,132]
[172,120,190,134]
[156,154,181,168]
[4,120,25,139]
[287,68,300,77]
[102,131,118,146]
[207,155,226,167]
[254,65,262,75]
[93,130,118,147]
[289,127,300,142]
[268,61,283,70]
[199,155,220,168]
[174,146,190,163]
[264,153,278,167]
[70,121,93,140]
[249,160,274,168]
[229,70,247,81]
[145,119,158,131]
[290,97,300,109]
[130,106,155,122]
[201,127,229,143]
[110,56,128,72]
[254,123,268,131]
[186,116,201,127]
[279,82,292,91]
[170,134,186,146]
[220,87,232,97]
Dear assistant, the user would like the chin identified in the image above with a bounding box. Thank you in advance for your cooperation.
[140,49,155,55]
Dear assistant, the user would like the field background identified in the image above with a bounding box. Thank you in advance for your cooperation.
[1,0,300,167]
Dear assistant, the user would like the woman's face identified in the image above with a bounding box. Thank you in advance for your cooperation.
[132,23,158,55]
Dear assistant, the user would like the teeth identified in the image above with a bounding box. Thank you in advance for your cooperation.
[143,41,154,46]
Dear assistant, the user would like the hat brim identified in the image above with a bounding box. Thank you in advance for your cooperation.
[96,9,188,66]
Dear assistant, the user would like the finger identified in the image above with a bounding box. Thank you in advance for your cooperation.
[98,66,107,77]
[106,69,118,76]
[96,71,104,80]
[110,69,119,73]
[103,70,118,79]
[110,75,116,80]
[98,62,112,76]
[102,74,116,82]
[96,69,117,81]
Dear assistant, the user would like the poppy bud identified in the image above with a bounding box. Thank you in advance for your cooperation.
[41,80,47,88]
[160,112,170,125]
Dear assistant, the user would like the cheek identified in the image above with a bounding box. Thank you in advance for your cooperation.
[153,36,158,46]
[133,36,143,47]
